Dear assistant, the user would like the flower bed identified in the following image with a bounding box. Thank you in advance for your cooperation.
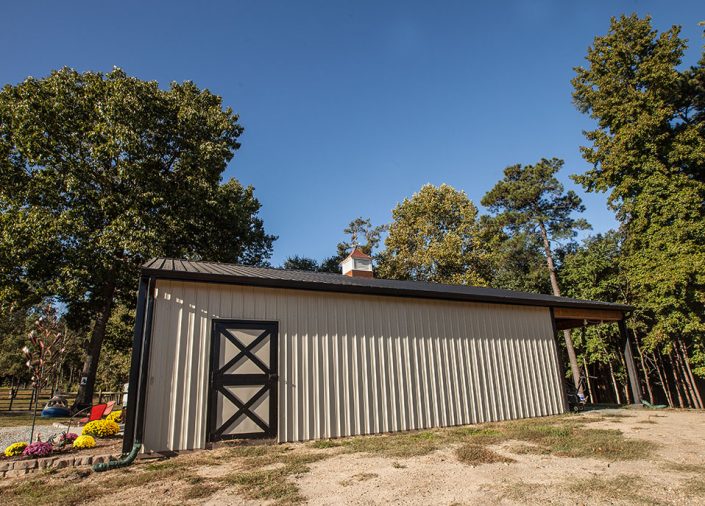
[2,422,122,465]
[82,420,120,438]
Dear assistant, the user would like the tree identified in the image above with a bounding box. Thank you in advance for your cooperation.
[476,216,551,294]
[561,232,634,403]
[572,15,705,405]
[0,68,275,408]
[377,184,489,285]
[22,305,65,442]
[283,255,320,272]
[481,158,590,390]
[337,217,388,257]
[282,217,387,274]
[0,303,33,383]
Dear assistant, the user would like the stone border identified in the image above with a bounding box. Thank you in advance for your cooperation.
[0,453,118,478]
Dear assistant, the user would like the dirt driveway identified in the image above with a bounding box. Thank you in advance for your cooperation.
[2,408,704,505]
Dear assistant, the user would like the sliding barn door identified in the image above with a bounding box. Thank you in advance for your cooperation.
[208,320,278,441]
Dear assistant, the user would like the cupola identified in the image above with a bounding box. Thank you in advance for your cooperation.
[341,247,373,278]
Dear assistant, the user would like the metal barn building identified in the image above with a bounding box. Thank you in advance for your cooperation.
[122,254,638,454]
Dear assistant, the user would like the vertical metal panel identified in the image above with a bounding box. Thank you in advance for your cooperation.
[142,280,566,451]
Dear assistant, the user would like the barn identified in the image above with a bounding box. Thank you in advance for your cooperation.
[122,249,639,454]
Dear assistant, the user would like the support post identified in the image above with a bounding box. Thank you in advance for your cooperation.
[122,276,153,454]
[618,319,642,405]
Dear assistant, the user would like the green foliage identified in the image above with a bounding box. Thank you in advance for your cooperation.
[0,66,273,317]
[0,304,33,380]
[283,217,386,274]
[476,216,551,294]
[571,15,705,375]
[481,158,590,244]
[336,217,387,257]
[561,232,625,367]
[561,231,624,303]
[0,67,275,402]
[282,255,320,272]
[377,184,488,285]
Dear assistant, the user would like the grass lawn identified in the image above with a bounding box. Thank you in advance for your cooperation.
[0,413,72,428]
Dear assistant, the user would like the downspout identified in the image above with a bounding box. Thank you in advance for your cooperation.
[94,276,156,472]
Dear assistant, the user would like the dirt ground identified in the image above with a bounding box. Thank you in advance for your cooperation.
[2,408,704,505]
[293,409,705,505]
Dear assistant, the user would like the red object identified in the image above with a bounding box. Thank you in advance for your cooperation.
[79,403,107,424]
[103,400,116,417]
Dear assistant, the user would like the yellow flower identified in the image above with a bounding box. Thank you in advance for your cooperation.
[106,410,123,423]
[73,435,96,449]
[4,442,28,457]
[82,419,120,438]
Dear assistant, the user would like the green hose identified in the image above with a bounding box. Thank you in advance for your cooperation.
[92,440,141,472]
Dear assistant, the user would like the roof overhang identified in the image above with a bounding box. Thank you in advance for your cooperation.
[553,307,625,330]
[141,259,633,314]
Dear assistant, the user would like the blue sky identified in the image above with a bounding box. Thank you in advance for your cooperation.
[2,1,703,266]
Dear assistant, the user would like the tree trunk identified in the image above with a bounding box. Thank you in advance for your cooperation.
[677,338,704,409]
[652,352,673,407]
[537,220,582,392]
[672,348,697,409]
[633,332,654,404]
[608,360,622,404]
[618,353,632,404]
[668,351,686,408]
[73,275,117,410]
[583,358,594,403]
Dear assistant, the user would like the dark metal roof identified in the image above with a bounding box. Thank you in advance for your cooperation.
[142,258,632,312]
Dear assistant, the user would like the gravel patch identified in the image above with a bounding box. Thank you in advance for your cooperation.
[0,424,64,449]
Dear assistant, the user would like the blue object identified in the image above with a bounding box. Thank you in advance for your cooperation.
[41,406,71,418]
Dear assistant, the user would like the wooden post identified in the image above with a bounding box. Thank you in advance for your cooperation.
[8,378,16,411]
[618,319,642,405]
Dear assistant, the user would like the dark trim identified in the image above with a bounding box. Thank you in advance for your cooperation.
[549,308,569,412]
[134,277,157,449]
[122,276,149,454]
[142,266,632,312]
[207,320,279,442]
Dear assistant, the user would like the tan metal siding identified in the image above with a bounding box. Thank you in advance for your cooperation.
[142,280,566,451]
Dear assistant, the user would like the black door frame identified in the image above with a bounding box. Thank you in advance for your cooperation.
[206,319,278,442]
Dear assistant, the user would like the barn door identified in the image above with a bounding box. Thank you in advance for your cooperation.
[208,320,278,441]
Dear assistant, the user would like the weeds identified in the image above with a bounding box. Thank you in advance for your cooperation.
[568,474,666,505]
[456,444,515,465]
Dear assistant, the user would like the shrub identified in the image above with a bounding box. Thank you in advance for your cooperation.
[73,435,96,449]
[59,432,79,445]
[4,442,28,457]
[82,419,120,438]
[22,441,53,458]
[107,410,123,423]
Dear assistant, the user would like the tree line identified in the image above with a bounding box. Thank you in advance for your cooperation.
[284,15,705,408]
[0,14,702,410]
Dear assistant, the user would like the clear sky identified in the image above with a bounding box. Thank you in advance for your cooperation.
[2,1,703,266]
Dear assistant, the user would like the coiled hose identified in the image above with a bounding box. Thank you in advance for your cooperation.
[93,440,141,472]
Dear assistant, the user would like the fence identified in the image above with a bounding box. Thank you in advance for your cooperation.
[0,388,124,413]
